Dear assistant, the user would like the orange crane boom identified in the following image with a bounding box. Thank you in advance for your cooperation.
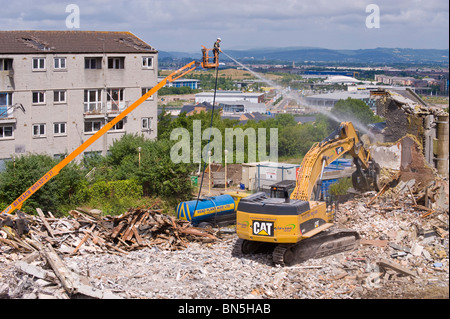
[1,50,215,216]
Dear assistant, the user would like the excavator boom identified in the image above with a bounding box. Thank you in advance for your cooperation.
[291,122,374,201]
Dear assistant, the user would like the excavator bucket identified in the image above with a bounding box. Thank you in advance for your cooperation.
[201,46,219,69]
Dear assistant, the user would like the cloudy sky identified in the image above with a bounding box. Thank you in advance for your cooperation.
[1,0,448,52]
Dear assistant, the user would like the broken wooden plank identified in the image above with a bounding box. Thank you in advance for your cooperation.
[15,261,57,283]
[360,239,389,247]
[131,226,143,246]
[36,208,56,238]
[178,227,218,240]
[377,258,417,277]
[42,243,77,294]
[70,224,96,255]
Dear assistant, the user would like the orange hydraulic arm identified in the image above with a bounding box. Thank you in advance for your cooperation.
[290,122,371,201]
[2,48,217,216]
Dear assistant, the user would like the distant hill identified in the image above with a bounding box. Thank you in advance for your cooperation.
[160,47,449,65]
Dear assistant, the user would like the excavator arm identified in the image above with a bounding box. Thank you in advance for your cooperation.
[2,46,217,216]
[291,122,377,201]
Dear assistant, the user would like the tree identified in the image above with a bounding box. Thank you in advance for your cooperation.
[0,154,85,215]
[104,134,195,202]
[330,98,383,127]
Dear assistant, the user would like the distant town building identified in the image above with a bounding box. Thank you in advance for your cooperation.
[179,102,219,116]
[0,30,158,170]
[304,91,376,109]
[220,101,267,114]
[195,91,265,105]
[158,77,200,90]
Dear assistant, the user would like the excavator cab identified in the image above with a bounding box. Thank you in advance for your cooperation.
[201,46,219,69]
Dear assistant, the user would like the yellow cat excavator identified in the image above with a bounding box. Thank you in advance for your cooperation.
[235,122,380,266]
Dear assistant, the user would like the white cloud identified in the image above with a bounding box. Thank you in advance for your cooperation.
[0,0,448,51]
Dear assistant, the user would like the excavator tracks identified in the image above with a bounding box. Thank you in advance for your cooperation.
[235,228,360,267]
[273,228,360,266]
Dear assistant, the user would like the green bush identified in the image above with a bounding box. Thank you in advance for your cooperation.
[0,154,85,215]
[329,177,353,196]
[81,179,144,215]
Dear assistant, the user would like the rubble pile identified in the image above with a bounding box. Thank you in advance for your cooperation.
[0,173,448,299]
[0,206,217,299]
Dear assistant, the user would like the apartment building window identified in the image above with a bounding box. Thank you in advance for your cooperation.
[53,90,66,103]
[110,120,124,131]
[0,59,13,71]
[32,124,46,137]
[32,58,46,70]
[106,88,124,112]
[84,89,102,113]
[32,91,46,104]
[0,125,13,139]
[108,57,124,69]
[84,120,102,133]
[0,92,12,118]
[142,57,153,69]
[54,57,66,70]
[53,122,67,136]
[141,117,153,131]
[85,57,102,69]
[141,87,154,100]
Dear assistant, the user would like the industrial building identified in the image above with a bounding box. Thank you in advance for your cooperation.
[303,90,376,109]
[195,91,265,105]
[220,101,267,114]
[0,31,158,170]
[157,77,200,90]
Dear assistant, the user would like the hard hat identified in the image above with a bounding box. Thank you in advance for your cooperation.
[217,38,221,41]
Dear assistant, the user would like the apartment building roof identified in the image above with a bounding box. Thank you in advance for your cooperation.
[0,30,157,54]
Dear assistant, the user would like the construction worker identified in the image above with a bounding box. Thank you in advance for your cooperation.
[213,38,222,64]
[214,38,222,53]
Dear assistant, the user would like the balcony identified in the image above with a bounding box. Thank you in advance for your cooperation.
[83,101,104,115]
[106,101,127,114]
[0,104,20,125]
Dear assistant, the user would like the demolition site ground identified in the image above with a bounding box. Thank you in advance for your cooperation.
[0,182,448,299]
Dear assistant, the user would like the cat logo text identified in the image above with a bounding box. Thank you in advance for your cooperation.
[252,221,274,237]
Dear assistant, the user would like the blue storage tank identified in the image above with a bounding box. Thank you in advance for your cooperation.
[321,178,338,200]
[176,194,236,226]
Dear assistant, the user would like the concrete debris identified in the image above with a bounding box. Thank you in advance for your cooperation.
[0,168,448,299]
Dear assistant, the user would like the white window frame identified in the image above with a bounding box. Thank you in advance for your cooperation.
[0,59,13,71]
[108,57,124,69]
[84,89,102,113]
[32,91,46,105]
[0,125,14,139]
[110,119,124,131]
[32,57,46,71]
[32,124,46,138]
[141,117,153,131]
[53,122,67,136]
[142,56,153,69]
[141,87,154,100]
[106,88,125,112]
[53,90,66,104]
[85,57,102,69]
[54,57,67,70]
[84,120,102,133]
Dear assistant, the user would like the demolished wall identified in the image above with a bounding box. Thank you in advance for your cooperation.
[371,89,449,177]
